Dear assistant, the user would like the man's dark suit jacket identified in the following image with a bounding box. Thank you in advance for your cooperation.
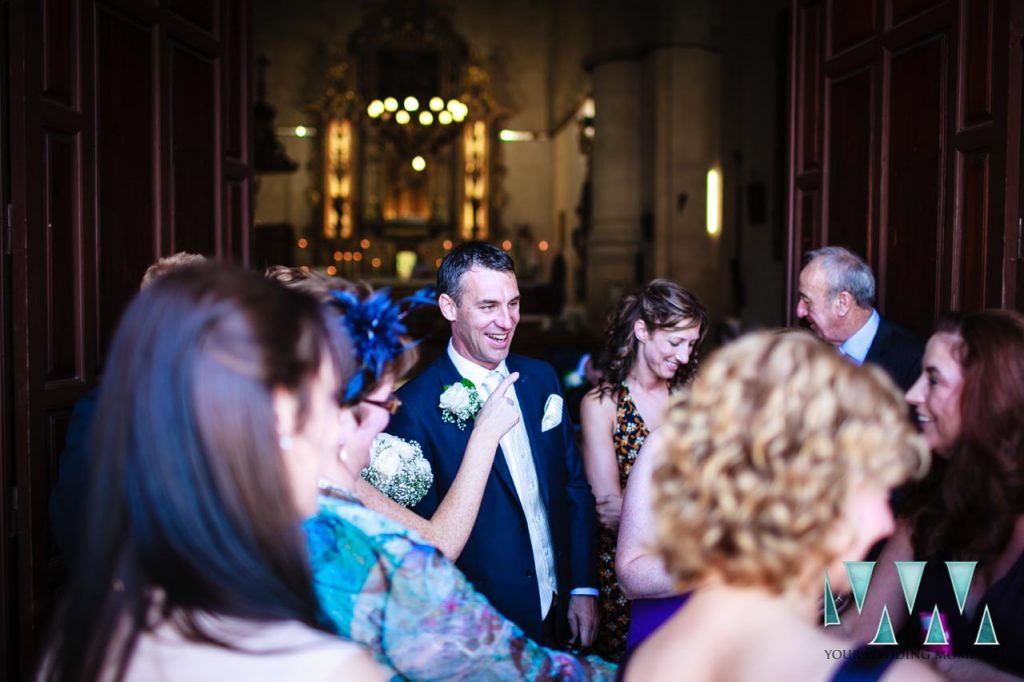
[49,387,99,565]
[865,315,924,392]
[387,351,597,644]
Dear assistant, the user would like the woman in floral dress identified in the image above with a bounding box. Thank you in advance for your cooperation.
[580,280,707,661]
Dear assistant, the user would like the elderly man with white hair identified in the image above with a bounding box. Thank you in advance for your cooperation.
[796,245,923,391]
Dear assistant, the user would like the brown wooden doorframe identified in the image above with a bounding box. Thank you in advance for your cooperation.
[2,1,252,678]
[1007,0,1024,310]
[6,0,43,676]
[0,0,14,675]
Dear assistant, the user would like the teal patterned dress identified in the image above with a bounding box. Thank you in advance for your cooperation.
[305,492,616,681]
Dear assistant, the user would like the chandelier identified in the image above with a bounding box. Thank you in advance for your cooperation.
[364,95,470,165]
[366,95,468,125]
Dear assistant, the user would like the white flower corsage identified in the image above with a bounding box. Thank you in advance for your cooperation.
[360,433,433,507]
[438,378,483,430]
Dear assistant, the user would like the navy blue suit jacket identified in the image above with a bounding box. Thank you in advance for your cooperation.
[865,315,923,392]
[387,351,598,643]
[49,387,99,565]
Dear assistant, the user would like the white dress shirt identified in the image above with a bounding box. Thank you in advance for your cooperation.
[447,341,559,617]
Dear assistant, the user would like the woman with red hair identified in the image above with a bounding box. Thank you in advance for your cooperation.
[846,310,1024,680]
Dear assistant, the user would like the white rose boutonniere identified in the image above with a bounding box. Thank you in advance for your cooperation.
[438,378,483,430]
[361,434,433,507]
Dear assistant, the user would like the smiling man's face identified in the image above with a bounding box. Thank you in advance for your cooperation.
[441,266,520,369]
[796,260,844,345]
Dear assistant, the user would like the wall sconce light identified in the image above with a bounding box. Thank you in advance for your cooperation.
[498,129,546,142]
[275,125,318,138]
[706,167,722,237]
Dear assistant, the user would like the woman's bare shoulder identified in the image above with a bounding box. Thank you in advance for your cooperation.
[581,384,618,417]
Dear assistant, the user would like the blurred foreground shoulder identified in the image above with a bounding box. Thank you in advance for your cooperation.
[118,618,388,682]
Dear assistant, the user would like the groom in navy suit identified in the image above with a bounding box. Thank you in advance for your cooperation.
[387,241,598,648]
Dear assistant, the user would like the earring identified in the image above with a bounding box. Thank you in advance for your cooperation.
[338,447,350,463]
[279,435,293,452]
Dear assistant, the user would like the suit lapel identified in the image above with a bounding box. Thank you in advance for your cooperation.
[437,353,519,501]
[507,357,552,509]
[865,316,889,364]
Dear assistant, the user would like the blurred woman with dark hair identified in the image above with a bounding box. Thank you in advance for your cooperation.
[39,265,384,682]
[580,279,707,660]
[845,310,1024,680]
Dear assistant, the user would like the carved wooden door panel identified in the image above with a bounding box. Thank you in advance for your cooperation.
[787,0,1024,336]
[2,0,251,677]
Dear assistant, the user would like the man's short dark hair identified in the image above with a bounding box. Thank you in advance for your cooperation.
[437,241,516,304]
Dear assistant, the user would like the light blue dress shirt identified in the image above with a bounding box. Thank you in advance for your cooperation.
[838,308,880,365]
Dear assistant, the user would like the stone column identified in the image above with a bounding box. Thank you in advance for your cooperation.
[585,0,725,328]
[585,0,651,327]
[588,58,647,325]
[651,0,725,318]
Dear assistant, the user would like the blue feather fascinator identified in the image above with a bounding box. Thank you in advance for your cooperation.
[329,285,436,401]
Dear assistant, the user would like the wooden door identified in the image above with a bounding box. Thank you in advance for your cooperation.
[2,0,252,677]
[787,0,1024,335]
[1,0,14,675]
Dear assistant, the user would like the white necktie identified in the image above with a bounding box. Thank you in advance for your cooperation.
[479,369,504,401]
[478,367,557,617]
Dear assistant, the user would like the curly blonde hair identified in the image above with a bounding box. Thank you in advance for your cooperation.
[653,331,929,594]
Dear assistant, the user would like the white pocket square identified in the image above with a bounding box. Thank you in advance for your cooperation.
[541,394,563,432]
